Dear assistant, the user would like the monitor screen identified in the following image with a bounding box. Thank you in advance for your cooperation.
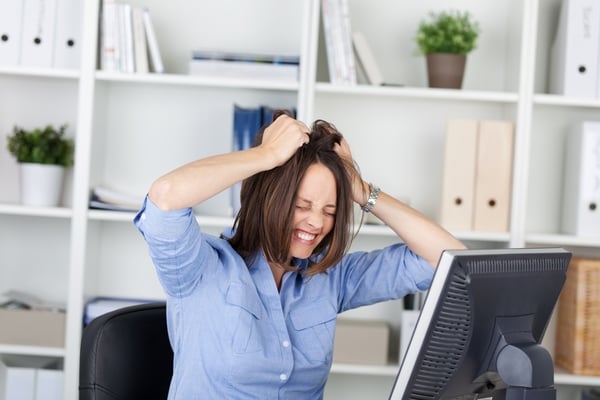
[389,248,571,400]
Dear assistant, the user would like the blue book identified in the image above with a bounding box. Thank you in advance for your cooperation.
[231,105,262,216]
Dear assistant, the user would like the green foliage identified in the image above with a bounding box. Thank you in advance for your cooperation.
[416,10,480,55]
[6,124,74,167]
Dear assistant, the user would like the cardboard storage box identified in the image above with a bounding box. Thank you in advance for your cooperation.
[0,309,65,348]
[333,318,389,365]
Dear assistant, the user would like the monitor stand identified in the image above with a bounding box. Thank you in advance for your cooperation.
[498,343,556,400]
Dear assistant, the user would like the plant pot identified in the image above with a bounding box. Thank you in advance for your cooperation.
[19,163,65,207]
[426,53,466,89]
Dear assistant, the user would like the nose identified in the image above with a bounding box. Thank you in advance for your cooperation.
[306,209,324,229]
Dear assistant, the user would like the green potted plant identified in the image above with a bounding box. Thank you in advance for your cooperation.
[6,124,74,207]
[416,10,480,89]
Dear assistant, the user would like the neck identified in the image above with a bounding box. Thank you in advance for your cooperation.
[268,262,286,292]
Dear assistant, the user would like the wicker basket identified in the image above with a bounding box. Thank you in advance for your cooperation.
[555,257,600,376]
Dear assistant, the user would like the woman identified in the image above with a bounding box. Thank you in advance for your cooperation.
[134,111,465,399]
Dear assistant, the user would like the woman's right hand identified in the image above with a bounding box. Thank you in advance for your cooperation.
[259,114,311,167]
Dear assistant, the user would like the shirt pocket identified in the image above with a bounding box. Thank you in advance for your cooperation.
[290,303,337,363]
[226,281,264,354]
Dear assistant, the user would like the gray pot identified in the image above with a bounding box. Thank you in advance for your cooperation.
[426,53,466,89]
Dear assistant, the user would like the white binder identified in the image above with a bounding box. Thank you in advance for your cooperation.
[0,361,36,400]
[20,0,58,68]
[52,0,82,69]
[0,0,24,66]
[561,121,600,236]
[34,369,63,400]
[549,0,600,98]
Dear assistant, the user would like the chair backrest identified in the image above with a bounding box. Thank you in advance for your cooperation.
[79,302,173,400]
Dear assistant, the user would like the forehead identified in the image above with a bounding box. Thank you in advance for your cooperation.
[297,163,337,203]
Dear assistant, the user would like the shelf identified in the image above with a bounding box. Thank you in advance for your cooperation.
[0,204,73,219]
[534,94,600,109]
[0,344,65,358]
[330,362,398,377]
[95,70,300,91]
[315,83,519,103]
[555,368,600,387]
[0,66,80,80]
[85,209,512,244]
[526,233,600,249]
[87,209,236,229]
[330,364,600,386]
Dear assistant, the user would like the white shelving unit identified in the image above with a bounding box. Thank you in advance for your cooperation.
[1,0,599,398]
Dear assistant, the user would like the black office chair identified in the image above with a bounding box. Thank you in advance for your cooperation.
[79,302,173,400]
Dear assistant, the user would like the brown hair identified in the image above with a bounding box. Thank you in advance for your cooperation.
[227,110,358,276]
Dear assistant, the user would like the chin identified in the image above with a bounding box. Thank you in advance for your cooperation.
[289,247,315,260]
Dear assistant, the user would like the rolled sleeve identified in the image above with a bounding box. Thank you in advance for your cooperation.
[134,196,205,297]
[134,196,196,241]
[336,243,434,311]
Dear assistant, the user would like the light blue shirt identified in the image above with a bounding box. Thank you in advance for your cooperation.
[134,197,434,399]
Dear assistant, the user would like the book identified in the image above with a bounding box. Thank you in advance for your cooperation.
[337,0,356,84]
[191,50,299,65]
[231,105,263,215]
[189,50,300,82]
[89,185,144,211]
[352,31,383,86]
[188,58,299,82]
[131,6,148,73]
[321,0,355,84]
[119,3,134,73]
[143,7,164,73]
[83,297,158,325]
[321,0,345,84]
[100,0,118,71]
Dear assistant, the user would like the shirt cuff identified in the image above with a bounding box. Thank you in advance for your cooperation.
[133,195,195,240]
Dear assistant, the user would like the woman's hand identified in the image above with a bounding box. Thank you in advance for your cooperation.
[260,114,311,168]
[334,138,368,207]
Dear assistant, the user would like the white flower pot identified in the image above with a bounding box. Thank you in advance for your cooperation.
[19,163,65,207]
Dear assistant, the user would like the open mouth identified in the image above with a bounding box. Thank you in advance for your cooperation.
[294,230,317,242]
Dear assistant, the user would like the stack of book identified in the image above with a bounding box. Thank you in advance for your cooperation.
[321,0,356,85]
[230,105,296,215]
[188,50,300,82]
[83,297,158,325]
[89,185,144,212]
[99,0,163,73]
[321,0,384,86]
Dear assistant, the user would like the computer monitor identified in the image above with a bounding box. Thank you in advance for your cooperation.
[389,248,571,400]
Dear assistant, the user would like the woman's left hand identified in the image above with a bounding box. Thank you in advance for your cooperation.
[333,138,368,207]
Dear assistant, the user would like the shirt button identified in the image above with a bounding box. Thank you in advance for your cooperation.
[282,340,290,348]
[279,373,287,381]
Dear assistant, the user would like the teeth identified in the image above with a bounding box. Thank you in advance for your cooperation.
[296,231,316,241]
